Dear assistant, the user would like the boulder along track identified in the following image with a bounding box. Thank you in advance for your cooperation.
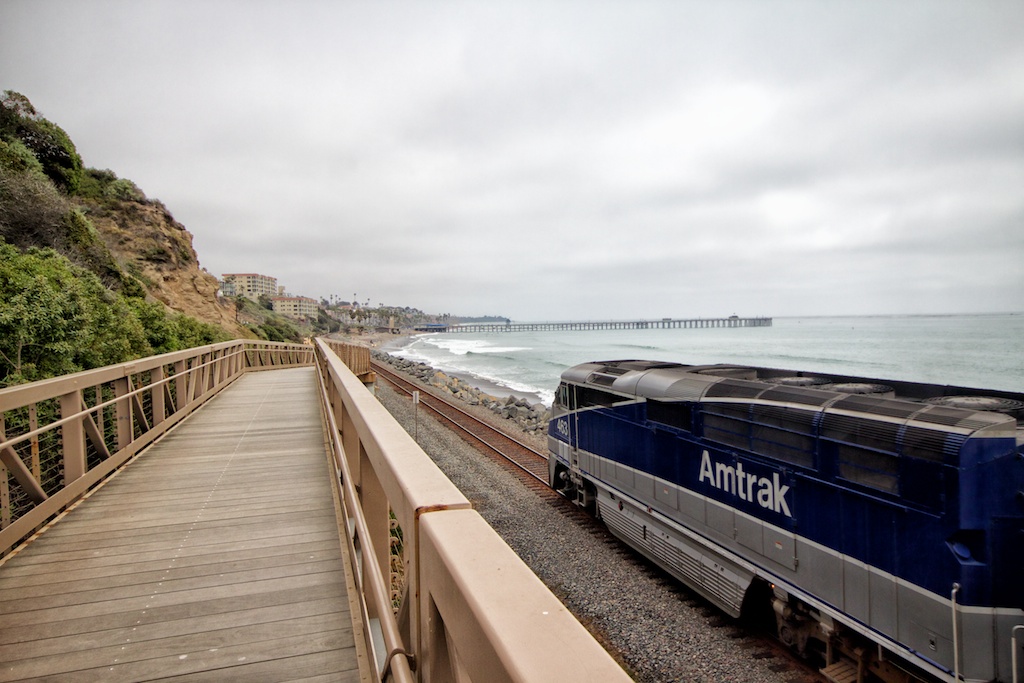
[373,361,552,487]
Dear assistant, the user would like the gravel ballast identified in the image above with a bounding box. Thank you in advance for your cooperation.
[374,378,811,683]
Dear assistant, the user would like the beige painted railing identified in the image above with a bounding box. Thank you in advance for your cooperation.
[320,337,373,378]
[315,338,630,683]
[2,338,630,682]
[0,339,313,555]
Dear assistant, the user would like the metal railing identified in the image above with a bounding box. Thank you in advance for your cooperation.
[315,339,630,683]
[0,339,313,555]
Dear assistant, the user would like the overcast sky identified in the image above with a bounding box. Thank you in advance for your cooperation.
[2,1,1022,320]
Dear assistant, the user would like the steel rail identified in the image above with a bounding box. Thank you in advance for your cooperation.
[372,361,550,484]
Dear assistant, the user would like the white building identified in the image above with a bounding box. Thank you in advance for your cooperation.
[271,296,319,320]
[221,273,278,301]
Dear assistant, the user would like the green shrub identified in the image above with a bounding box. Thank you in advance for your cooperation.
[1,91,83,193]
[75,168,116,201]
[0,138,45,176]
[62,207,99,247]
[0,241,141,384]
[1,238,233,386]
[107,177,146,202]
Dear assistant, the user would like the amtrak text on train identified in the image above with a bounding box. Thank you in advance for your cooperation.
[698,450,792,517]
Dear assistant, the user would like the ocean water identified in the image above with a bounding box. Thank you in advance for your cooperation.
[383,314,1024,406]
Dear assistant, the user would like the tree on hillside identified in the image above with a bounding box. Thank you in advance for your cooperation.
[0,92,237,384]
[0,242,148,385]
[0,91,83,193]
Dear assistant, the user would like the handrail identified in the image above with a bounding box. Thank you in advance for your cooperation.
[315,339,630,682]
[319,338,372,377]
[1013,624,1023,683]
[315,348,416,683]
[0,347,246,454]
[952,583,961,682]
[0,339,313,555]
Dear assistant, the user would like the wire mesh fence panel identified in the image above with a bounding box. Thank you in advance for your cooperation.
[1,340,313,548]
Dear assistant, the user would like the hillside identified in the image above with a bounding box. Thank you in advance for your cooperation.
[75,170,244,335]
[0,91,249,385]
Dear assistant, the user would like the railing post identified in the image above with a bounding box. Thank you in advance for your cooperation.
[0,417,9,528]
[216,349,227,386]
[1012,624,1023,683]
[359,441,392,623]
[341,404,360,489]
[113,377,133,452]
[0,458,8,529]
[27,405,39,479]
[174,359,187,410]
[60,390,87,483]
[151,366,165,426]
[197,353,209,397]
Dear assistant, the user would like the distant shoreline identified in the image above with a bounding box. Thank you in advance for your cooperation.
[326,330,549,404]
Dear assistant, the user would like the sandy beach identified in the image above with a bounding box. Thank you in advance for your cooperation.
[326,329,409,349]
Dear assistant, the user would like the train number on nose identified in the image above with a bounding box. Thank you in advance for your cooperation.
[556,418,570,438]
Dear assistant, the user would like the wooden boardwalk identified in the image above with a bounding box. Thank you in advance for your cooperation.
[0,367,362,682]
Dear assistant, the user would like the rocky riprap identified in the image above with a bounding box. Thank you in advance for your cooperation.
[372,351,551,436]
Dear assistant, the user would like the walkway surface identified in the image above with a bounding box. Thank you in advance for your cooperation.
[0,367,360,682]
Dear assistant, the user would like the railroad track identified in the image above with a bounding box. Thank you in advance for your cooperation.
[372,361,552,489]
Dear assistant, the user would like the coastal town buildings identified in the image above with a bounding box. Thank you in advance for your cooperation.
[271,295,319,320]
[220,273,279,301]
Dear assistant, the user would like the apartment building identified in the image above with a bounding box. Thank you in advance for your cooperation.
[271,296,319,320]
[221,273,278,301]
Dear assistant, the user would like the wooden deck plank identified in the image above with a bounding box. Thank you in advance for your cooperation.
[0,558,345,613]
[0,583,345,645]
[35,506,338,542]
[4,630,355,682]
[0,613,351,680]
[0,539,338,585]
[0,530,341,572]
[162,651,361,683]
[0,367,360,682]
[0,598,341,662]
[0,543,339,591]
[16,511,339,555]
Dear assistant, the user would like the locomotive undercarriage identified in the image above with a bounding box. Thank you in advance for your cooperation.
[768,586,923,683]
[553,460,938,683]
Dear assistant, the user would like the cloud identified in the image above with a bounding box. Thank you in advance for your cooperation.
[2,0,1022,319]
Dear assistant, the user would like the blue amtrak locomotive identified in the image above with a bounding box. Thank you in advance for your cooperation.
[547,360,1024,683]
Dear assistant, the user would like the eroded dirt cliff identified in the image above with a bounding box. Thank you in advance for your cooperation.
[81,197,250,338]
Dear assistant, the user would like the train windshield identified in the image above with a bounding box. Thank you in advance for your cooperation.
[555,383,570,408]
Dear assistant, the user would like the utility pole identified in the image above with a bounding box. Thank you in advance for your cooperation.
[412,391,420,442]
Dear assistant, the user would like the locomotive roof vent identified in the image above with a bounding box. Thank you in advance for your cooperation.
[692,365,758,380]
[825,382,895,397]
[767,376,830,387]
[587,372,620,387]
[925,395,1024,416]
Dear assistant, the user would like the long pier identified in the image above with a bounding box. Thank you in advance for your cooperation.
[416,316,772,333]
